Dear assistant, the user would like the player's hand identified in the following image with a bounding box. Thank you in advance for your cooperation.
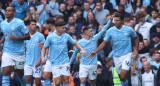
[9,34,17,40]
[88,52,96,59]
[42,57,46,64]
[109,15,113,20]
[35,60,41,67]
[38,43,44,48]
[80,50,86,57]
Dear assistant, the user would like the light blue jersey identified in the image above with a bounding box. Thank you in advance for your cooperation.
[25,32,45,66]
[70,20,111,65]
[104,25,136,57]
[49,1,59,12]
[150,61,160,69]
[0,18,29,55]
[44,33,76,66]
[37,4,50,25]
[143,0,150,7]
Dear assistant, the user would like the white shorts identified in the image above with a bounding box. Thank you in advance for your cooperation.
[44,60,52,72]
[1,53,25,69]
[113,52,132,74]
[79,64,97,80]
[52,63,70,78]
[24,65,42,78]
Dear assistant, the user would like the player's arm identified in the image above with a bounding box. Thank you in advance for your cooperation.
[41,46,47,64]
[9,32,30,40]
[89,40,107,59]
[51,0,56,8]
[74,42,86,57]
[0,36,5,44]
[70,48,79,65]
[23,13,30,22]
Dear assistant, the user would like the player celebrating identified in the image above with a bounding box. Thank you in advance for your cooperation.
[0,6,30,86]
[41,21,86,86]
[24,20,45,86]
[70,17,112,86]
[89,13,139,85]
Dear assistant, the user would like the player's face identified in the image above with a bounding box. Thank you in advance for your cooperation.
[87,28,93,37]
[5,7,15,18]
[29,22,37,32]
[114,17,122,28]
[58,26,66,34]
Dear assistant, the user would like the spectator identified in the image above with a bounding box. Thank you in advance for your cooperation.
[149,32,160,49]
[150,15,160,35]
[37,0,50,25]
[83,1,92,19]
[67,23,76,39]
[87,0,95,9]
[93,1,110,25]
[103,0,113,13]
[135,13,153,41]
[59,3,69,22]
[96,57,113,86]
[150,52,160,69]
[140,7,150,21]
[142,0,151,7]
[29,6,36,20]
[10,0,30,22]
[156,0,160,13]
[146,0,158,16]
[75,7,86,24]
[66,0,74,17]
[148,8,159,25]
[132,0,142,15]
[149,48,158,61]
[28,0,41,6]
[48,0,63,18]
[141,61,158,86]
[117,3,131,18]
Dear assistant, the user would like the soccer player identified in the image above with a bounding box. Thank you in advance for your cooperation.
[89,13,139,84]
[24,20,45,86]
[43,18,56,86]
[70,18,112,86]
[0,6,30,86]
[41,21,86,86]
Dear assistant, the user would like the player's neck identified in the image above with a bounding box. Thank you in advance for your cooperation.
[7,17,14,23]
[29,31,36,35]
[84,35,90,40]
[56,31,62,36]
[116,24,123,30]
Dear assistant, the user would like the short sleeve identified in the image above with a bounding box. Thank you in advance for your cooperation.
[19,22,29,35]
[130,28,136,38]
[67,34,76,44]
[39,34,45,43]
[44,36,50,47]
[103,30,111,42]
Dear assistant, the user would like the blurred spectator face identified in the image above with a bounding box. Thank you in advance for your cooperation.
[87,0,94,4]
[153,36,160,44]
[141,58,147,65]
[120,0,127,5]
[76,10,82,17]
[155,53,160,62]
[67,0,74,6]
[84,2,90,11]
[101,0,106,3]
[68,16,75,23]
[139,16,145,23]
[68,26,75,34]
[130,17,137,27]
[73,13,78,22]
[5,7,15,18]
[156,27,160,32]
[140,8,147,16]
[138,42,144,50]
[96,2,102,11]
[151,11,158,19]
[156,17,160,23]
[87,12,94,21]
[17,0,24,4]
[59,3,66,12]
[30,7,35,14]
[107,60,113,67]
[118,5,125,12]
[114,17,123,28]
[136,0,141,7]
[143,39,150,47]
[124,21,130,26]
[143,61,151,72]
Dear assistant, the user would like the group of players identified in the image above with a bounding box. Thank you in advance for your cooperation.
[0,6,139,86]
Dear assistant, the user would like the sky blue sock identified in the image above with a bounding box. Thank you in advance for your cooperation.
[44,80,51,86]
[80,84,85,86]
[26,84,31,86]
[2,76,10,86]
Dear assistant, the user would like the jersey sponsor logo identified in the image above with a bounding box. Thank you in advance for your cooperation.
[64,39,67,42]
[35,38,38,42]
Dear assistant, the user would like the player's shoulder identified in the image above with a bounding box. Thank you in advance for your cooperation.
[13,18,24,23]
[77,38,85,44]
[107,26,116,32]
[123,25,133,30]
[0,19,7,24]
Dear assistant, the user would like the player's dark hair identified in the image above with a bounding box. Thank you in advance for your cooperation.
[83,26,91,33]
[46,18,55,25]
[55,21,65,27]
[29,19,36,25]
[115,13,124,20]
[6,6,16,12]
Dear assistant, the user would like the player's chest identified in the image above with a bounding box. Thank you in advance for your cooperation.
[51,37,68,45]
[2,24,19,33]
[111,30,130,39]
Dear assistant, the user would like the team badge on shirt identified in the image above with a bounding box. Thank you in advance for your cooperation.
[64,39,67,42]
[35,38,38,42]
[11,27,15,30]
[124,32,128,36]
